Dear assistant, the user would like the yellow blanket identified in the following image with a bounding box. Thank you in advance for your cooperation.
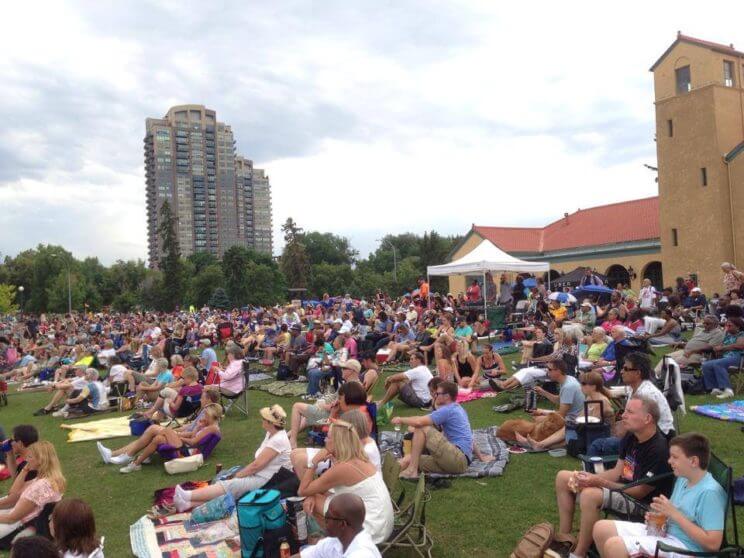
[61,416,133,443]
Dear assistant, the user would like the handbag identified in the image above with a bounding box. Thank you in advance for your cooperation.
[237,489,286,558]
[164,453,204,475]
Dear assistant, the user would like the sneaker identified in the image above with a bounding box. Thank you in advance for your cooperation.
[716,389,735,399]
[110,453,132,465]
[33,408,51,416]
[141,456,152,465]
[710,388,722,396]
[52,409,66,418]
[97,442,112,464]
[119,462,141,474]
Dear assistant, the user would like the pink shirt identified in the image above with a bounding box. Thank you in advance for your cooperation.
[344,337,358,358]
[20,478,62,523]
[218,359,245,393]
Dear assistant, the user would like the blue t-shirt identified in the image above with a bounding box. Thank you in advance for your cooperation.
[455,325,473,338]
[201,347,217,370]
[559,376,585,421]
[601,339,629,362]
[430,403,473,461]
[667,472,726,552]
[156,370,174,385]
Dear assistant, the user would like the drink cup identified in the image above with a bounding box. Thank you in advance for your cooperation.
[0,439,12,453]
[590,456,604,474]
[646,512,667,537]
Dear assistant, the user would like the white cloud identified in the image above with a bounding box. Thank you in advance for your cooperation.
[0,0,742,263]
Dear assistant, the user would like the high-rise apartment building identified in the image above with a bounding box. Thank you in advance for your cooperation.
[145,104,273,266]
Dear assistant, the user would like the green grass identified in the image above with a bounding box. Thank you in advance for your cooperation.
[1,349,742,557]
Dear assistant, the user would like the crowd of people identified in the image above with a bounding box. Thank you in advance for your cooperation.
[0,263,741,556]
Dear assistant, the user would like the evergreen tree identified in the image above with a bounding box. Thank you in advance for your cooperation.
[208,287,232,309]
[157,201,184,310]
[280,218,310,289]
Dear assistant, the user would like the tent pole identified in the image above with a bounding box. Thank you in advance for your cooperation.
[426,273,430,310]
[483,271,487,317]
[548,263,551,292]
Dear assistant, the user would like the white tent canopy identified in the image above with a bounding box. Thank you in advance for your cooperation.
[427,239,550,276]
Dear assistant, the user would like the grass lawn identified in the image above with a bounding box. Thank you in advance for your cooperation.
[1,347,742,557]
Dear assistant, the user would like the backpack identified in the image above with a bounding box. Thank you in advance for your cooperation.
[237,489,286,558]
[276,363,292,381]
[510,522,554,558]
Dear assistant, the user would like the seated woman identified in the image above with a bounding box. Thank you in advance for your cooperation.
[434,343,455,383]
[517,324,553,364]
[645,308,682,346]
[475,343,506,382]
[122,356,172,400]
[579,327,609,369]
[173,405,291,512]
[50,498,104,558]
[97,404,222,474]
[600,308,623,334]
[0,441,65,540]
[593,433,727,558]
[577,371,615,424]
[451,339,479,388]
[493,329,577,391]
[139,367,203,421]
[297,419,393,545]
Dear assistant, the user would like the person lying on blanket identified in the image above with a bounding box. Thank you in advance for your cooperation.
[391,380,473,479]
[96,403,222,474]
[593,432,726,558]
[173,405,291,512]
[512,359,585,451]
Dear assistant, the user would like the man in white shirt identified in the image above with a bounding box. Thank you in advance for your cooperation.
[96,340,117,367]
[297,493,381,558]
[375,352,433,408]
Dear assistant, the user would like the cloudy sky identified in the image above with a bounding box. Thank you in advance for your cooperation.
[1,1,742,263]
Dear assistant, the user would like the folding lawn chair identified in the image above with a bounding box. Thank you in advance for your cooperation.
[157,432,222,461]
[727,355,744,395]
[220,357,255,416]
[380,473,434,558]
[381,452,406,512]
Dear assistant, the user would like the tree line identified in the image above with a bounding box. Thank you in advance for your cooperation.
[0,203,461,313]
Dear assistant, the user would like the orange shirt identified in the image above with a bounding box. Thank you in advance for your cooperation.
[420,281,430,299]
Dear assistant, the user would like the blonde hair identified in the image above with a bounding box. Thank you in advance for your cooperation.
[29,441,66,494]
[170,354,184,366]
[182,367,198,382]
[340,410,370,440]
[203,404,223,423]
[155,357,169,371]
[329,420,369,463]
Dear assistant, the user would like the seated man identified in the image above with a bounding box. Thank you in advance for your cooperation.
[358,353,380,397]
[284,324,312,377]
[653,314,724,375]
[33,366,90,416]
[392,380,472,478]
[130,358,173,403]
[53,346,94,382]
[589,325,631,374]
[554,397,674,558]
[305,339,336,397]
[593,432,726,558]
[295,493,381,558]
[588,351,675,457]
[516,359,585,450]
[383,324,415,364]
[700,316,744,400]
[0,424,39,509]
[140,367,203,421]
[53,368,108,418]
[375,352,433,409]
[289,381,370,449]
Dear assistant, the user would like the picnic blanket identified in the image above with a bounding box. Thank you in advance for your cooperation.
[691,400,744,423]
[249,380,307,398]
[151,480,210,516]
[61,415,135,443]
[248,372,272,382]
[379,425,509,479]
[130,512,240,558]
[456,388,499,404]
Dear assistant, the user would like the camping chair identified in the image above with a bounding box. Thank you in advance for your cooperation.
[655,453,741,557]
[157,432,222,461]
[507,300,531,328]
[366,401,379,444]
[381,452,406,511]
[380,473,434,558]
[220,357,255,416]
[727,355,744,395]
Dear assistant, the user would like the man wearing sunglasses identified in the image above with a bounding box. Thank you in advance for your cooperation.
[295,493,381,557]
[391,380,472,479]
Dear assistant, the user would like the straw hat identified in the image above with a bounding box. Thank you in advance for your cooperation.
[259,404,287,428]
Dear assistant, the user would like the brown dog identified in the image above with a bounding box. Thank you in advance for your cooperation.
[498,412,565,442]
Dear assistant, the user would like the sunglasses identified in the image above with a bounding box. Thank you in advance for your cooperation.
[622,366,637,372]
[435,391,448,397]
[324,514,347,524]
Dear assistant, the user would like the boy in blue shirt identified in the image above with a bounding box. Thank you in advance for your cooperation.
[593,432,726,557]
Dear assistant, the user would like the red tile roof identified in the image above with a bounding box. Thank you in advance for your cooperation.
[650,33,744,71]
[473,197,659,254]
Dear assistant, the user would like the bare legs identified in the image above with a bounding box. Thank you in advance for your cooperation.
[555,470,604,557]
[377,379,404,406]
[289,403,310,448]
[398,426,428,478]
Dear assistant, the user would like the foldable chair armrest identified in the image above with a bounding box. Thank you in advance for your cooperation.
[655,541,739,557]
[613,471,674,494]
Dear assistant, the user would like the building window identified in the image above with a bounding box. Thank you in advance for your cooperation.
[667,119,673,137]
[724,61,735,87]
[672,228,678,247]
[701,167,707,186]
[675,65,691,94]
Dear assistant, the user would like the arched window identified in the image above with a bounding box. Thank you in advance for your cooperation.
[642,261,663,290]
[605,265,630,290]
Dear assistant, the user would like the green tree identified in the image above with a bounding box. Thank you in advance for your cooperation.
[157,201,184,310]
[187,251,219,274]
[190,264,224,307]
[222,245,251,306]
[280,218,310,288]
[0,284,19,313]
[46,271,86,313]
[245,262,286,306]
[301,232,358,265]
[308,263,355,298]
[208,287,232,309]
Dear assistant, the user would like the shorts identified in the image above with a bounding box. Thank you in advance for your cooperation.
[418,427,468,474]
[305,448,331,474]
[219,475,269,499]
[304,404,330,426]
[512,367,547,386]
[131,372,150,384]
[614,520,687,557]
[601,488,646,518]
[399,383,430,408]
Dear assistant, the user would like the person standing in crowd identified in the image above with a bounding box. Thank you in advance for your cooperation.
[580,268,604,287]
[639,278,658,310]
[721,262,744,294]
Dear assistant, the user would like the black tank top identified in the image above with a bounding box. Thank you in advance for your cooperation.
[456,356,474,377]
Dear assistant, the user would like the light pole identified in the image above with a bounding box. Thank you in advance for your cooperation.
[50,254,72,314]
[17,286,24,313]
[376,238,398,285]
